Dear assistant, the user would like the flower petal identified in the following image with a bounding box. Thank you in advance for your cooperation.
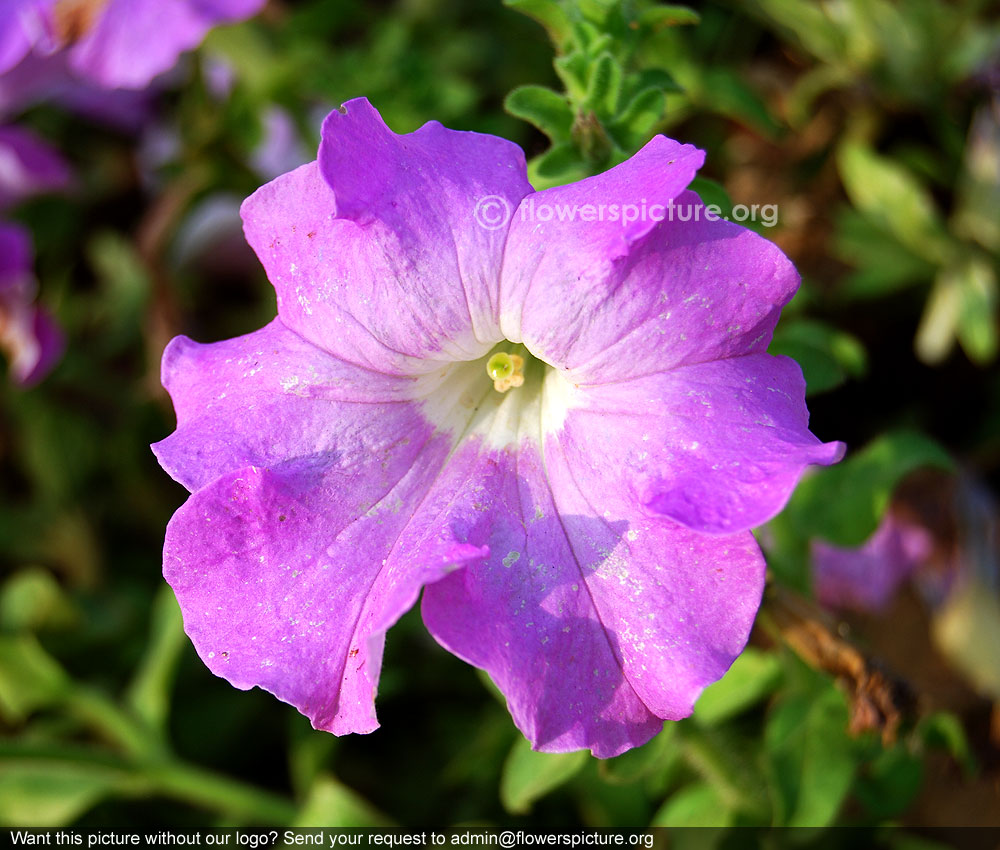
[561,353,845,534]
[163,449,485,735]
[0,221,63,385]
[499,139,704,350]
[419,440,659,757]
[241,98,532,374]
[0,0,46,76]
[158,326,511,735]
[153,318,445,493]
[0,124,72,210]
[812,512,932,611]
[67,0,266,90]
[507,189,800,385]
[420,436,765,757]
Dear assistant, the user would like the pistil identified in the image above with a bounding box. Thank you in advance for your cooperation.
[486,351,525,393]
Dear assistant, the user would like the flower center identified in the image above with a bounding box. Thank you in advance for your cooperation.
[486,351,525,393]
[416,343,577,451]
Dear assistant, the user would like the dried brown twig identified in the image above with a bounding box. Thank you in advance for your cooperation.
[759,581,916,746]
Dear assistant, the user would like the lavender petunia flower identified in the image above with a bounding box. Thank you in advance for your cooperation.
[813,512,933,612]
[0,0,265,94]
[154,98,844,756]
[0,124,71,210]
[0,222,63,385]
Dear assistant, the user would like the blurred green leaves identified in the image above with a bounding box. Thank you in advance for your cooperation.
[769,318,867,396]
[766,687,856,827]
[837,141,954,268]
[0,753,137,827]
[500,738,588,814]
[693,649,782,728]
[786,430,952,547]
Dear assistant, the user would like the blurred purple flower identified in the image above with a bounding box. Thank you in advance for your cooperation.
[0,49,153,128]
[0,222,63,385]
[812,513,933,612]
[0,124,71,209]
[0,0,265,119]
[250,106,310,181]
[153,98,843,755]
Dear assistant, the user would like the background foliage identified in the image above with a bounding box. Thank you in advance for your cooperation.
[1,0,999,835]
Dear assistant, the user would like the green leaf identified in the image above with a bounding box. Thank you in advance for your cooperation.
[87,231,150,341]
[955,257,998,365]
[553,51,591,103]
[0,758,132,826]
[504,85,574,142]
[769,318,868,395]
[765,687,855,827]
[914,269,962,364]
[918,712,976,777]
[609,87,666,149]
[500,736,588,814]
[697,68,782,137]
[917,255,999,366]
[638,6,701,28]
[854,745,924,820]
[833,208,936,300]
[853,744,924,819]
[786,63,853,127]
[687,176,733,219]
[747,0,847,65]
[631,68,683,95]
[0,635,70,723]
[598,724,678,785]
[786,430,953,546]
[528,142,589,188]
[502,0,573,47]
[291,774,392,827]
[571,20,610,57]
[694,648,782,726]
[837,141,955,266]
[202,22,280,99]
[0,567,78,632]
[652,782,731,827]
[585,52,624,114]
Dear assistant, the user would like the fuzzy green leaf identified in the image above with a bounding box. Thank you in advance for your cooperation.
[505,85,574,141]
[585,52,624,114]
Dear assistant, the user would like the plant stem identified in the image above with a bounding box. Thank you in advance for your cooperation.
[147,760,297,824]
[677,721,770,820]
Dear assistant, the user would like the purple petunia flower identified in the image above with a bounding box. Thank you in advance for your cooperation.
[0,124,71,209]
[0,222,63,385]
[813,512,933,612]
[0,0,265,95]
[153,98,844,756]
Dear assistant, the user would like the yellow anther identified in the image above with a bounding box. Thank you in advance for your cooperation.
[486,352,525,393]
